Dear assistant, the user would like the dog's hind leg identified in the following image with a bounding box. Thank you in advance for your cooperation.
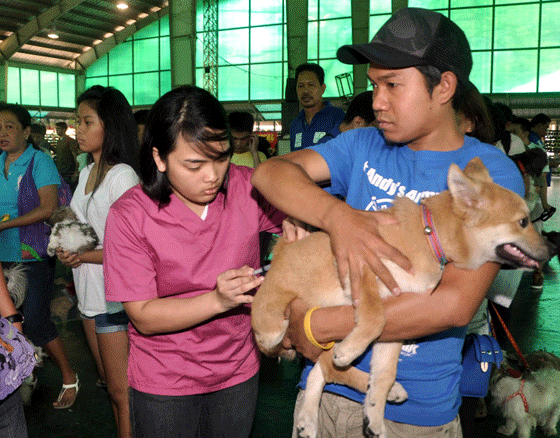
[363,341,403,438]
[296,361,327,438]
[497,418,517,436]
[251,281,296,357]
[542,405,560,436]
[332,269,386,368]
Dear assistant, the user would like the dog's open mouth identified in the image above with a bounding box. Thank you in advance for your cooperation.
[496,243,541,269]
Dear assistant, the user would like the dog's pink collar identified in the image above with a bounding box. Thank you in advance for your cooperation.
[421,204,448,268]
[502,379,529,413]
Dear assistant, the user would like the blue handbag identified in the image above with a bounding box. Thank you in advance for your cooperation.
[459,333,503,398]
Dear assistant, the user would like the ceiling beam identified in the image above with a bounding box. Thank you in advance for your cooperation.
[0,0,86,61]
[75,4,169,72]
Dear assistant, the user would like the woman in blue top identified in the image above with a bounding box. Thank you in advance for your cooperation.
[0,103,79,409]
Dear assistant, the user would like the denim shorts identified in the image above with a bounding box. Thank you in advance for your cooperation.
[93,310,129,334]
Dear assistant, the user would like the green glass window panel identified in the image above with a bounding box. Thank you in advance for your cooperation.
[539,48,560,92]
[218,65,248,101]
[109,41,133,75]
[493,50,537,92]
[451,0,491,6]
[250,63,283,100]
[494,5,539,49]
[86,54,108,77]
[320,60,352,99]
[40,71,58,107]
[134,20,159,40]
[109,75,133,104]
[196,34,205,68]
[251,0,282,26]
[134,39,160,72]
[284,24,288,60]
[408,0,448,8]
[134,72,159,106]
[495,0,533,4]
[7,67,20,104]
[370,0,391,14]
[320,0,350,19]
[541,3,560,47]
[59,73,75,108]
[263,112,281,120]
[251,26,283,63]
[470,51,492,94]
[369,14,391,39]
[309,0,318,21]
[319,18,352,59]
[218,29,249,65]
[219,0,249,29]
[160,70,172,96]
[85,77,108,89]
[308,21,318,60]
[450,7,492,51]
[160,15,169,37]
[21,69,40,106]
[160,36,171,70]
[196,0,204,31]
[196,68,204,88]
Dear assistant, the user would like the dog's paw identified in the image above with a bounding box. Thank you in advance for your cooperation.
[296,411,318,438]
[332,342,359,367]
[386,381,407,403]
[497,424,516,436]
[542,426,557,437]
[363,409,386,438]
[363,394,387,438]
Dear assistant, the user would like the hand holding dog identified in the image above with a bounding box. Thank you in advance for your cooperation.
[55,248,83,268]
[213,266,264,312]
[324,204,412,303]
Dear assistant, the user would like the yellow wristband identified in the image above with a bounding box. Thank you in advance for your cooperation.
[303,307,335,350]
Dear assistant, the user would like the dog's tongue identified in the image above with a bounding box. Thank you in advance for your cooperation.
[500,243,541,269]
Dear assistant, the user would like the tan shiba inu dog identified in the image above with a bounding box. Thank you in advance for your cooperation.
[252,157,553,438]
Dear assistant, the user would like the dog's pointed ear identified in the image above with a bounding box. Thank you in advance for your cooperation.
[448,163,488,225]
[463,157,493,183]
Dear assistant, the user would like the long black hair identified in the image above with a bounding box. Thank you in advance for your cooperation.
[140,85,231,206]
[76,85,139,195]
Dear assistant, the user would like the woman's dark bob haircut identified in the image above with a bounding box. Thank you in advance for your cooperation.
[140,85,231,206]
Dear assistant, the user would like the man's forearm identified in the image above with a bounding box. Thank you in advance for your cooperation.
[251,156,344,231]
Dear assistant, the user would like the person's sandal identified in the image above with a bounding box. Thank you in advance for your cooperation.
[53,374,80,409]
[541,206,556,221]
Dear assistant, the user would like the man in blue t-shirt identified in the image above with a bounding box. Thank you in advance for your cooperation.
[253,7,525,437]
[290,63,345,151]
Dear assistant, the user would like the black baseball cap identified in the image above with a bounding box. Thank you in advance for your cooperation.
[337,8,472,84]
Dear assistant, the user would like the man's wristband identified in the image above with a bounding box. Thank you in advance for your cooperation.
[303,307,335,350]
[4,313,24,324]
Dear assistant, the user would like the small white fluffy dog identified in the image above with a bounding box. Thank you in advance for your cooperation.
[490,350,560,438]
[3,263,43,405]
[47,206,99,257]
[4,263,27,309]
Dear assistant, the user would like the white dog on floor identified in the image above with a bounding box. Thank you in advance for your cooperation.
[490,350,560,438]
[47,206,99,257]
[3,263,43,405]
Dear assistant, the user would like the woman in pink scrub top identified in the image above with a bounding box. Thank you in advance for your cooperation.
[103,85,286,438]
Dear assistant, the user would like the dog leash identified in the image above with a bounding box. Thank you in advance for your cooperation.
[489,302,531,372]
